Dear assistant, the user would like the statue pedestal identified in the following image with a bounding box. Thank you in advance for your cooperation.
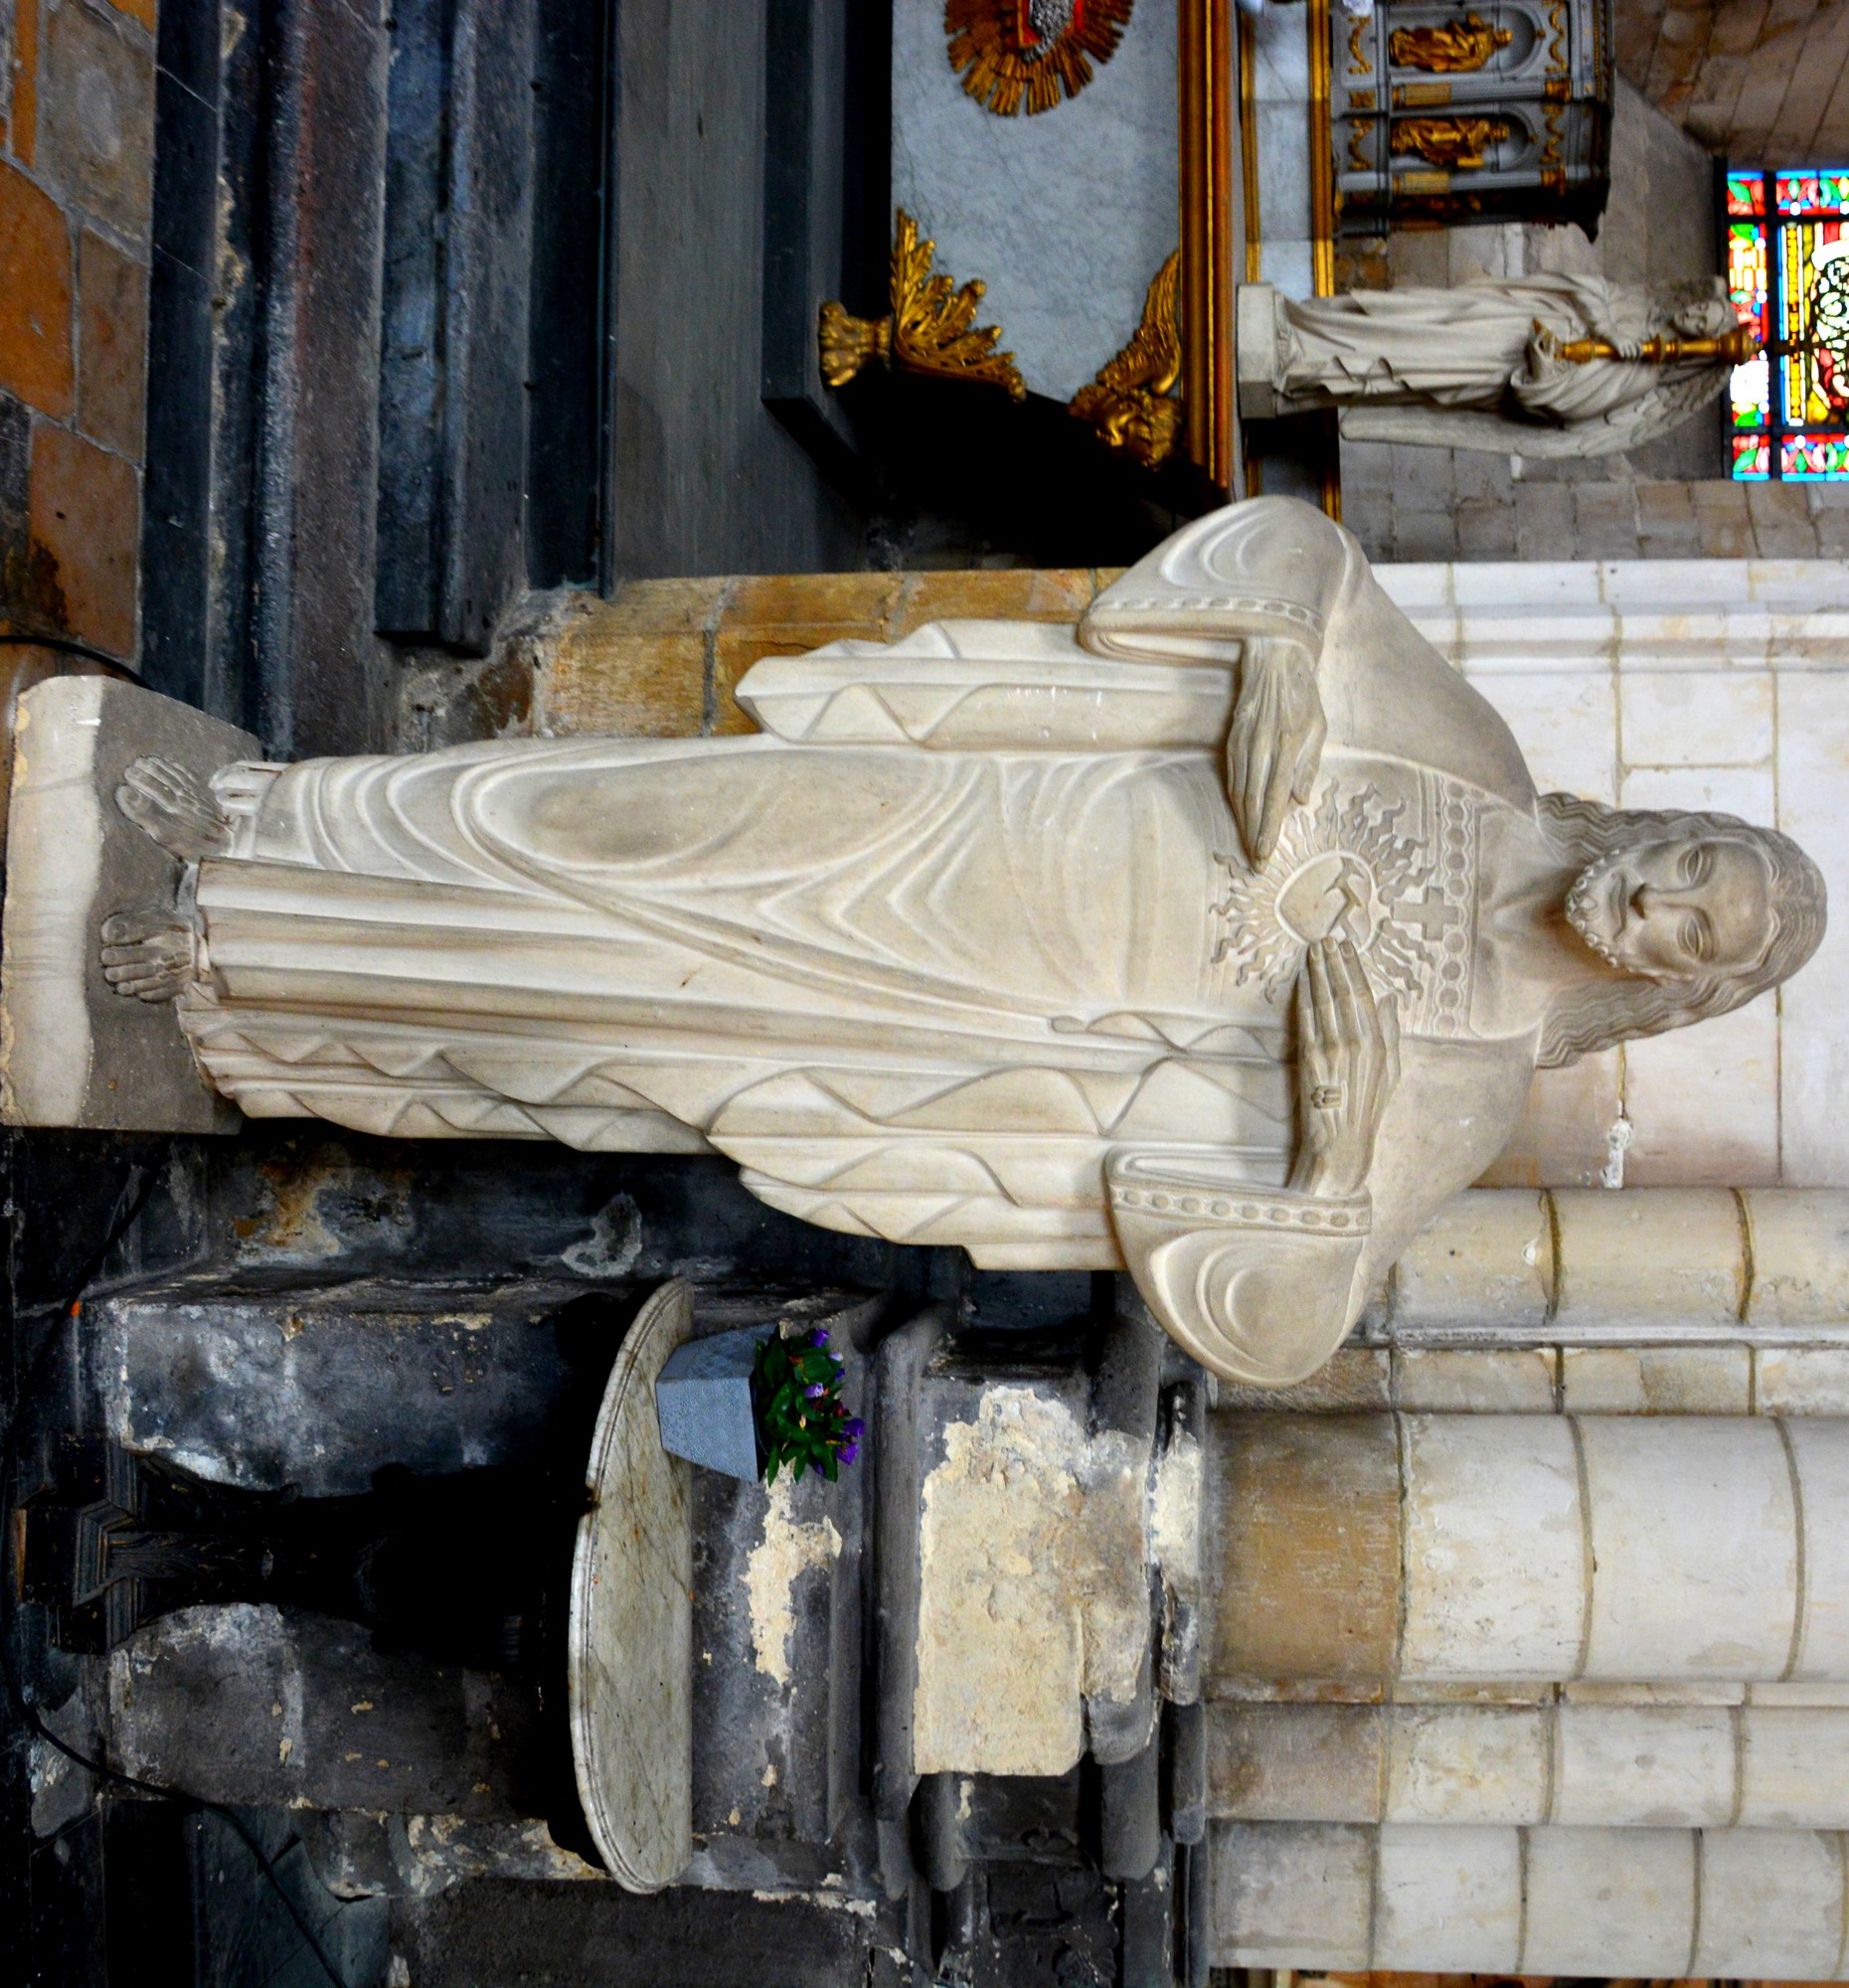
[0,676,257,1131]
[1236,282,1284,421]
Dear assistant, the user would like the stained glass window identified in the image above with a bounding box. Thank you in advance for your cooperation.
[1728,167,1849,480]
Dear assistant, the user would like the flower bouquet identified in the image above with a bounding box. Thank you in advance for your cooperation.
[751,1327,862,1485]
[654,1323,862,1484]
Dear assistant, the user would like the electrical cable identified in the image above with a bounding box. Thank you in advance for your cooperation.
[0,631,144,683]
[0,1154,351,1988]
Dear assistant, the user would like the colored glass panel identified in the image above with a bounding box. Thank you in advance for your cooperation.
[1782,432,1849,477]
[1731,352,1769,428]
[1729,219,1769,343]
[1779,219,1849,421]
[1728,170,1765,217]
[1731,166,1849,480]
[1776,170,1849,214]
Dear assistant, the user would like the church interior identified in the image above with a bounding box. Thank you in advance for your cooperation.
[5,3,1849,1985]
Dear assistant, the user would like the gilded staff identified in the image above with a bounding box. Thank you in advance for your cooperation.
[1535,321,1761,366]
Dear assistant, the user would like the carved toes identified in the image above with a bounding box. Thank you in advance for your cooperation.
[99,908,196,1003]
[114,756,233,861]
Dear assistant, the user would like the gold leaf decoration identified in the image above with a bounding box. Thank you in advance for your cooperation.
[946,0,1136,116]
[1387,15,1512,73]
[818,212,1027,402]
[1070,249,1182,467]
[819,304,891,389]
[1391,114,1510,171]
[887,211,1028,399]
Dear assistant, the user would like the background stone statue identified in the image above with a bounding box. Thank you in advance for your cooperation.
[21,501,1822,1390]
[1237,274,1752,455]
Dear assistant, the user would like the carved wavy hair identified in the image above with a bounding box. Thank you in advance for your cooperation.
[1535,791,1827,1069]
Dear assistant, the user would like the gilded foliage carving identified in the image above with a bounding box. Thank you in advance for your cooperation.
[1070,250,1183,467]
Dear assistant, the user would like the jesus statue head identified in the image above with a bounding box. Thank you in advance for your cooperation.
[1539,792,1827,1068]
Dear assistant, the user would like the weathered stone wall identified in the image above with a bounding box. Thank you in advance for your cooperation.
[1617,0,1849,160]
[1215,1819,1849,1974]
[530,568,1107,743]
[1344,464,1849,566]
[0,0,154,665]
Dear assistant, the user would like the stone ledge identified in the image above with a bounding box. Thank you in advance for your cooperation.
[536,568,1110,741]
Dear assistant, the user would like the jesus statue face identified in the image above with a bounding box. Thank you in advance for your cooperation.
[1565,834,1775,981]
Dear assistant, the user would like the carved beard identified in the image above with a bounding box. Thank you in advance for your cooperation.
[1564,849,1627,969]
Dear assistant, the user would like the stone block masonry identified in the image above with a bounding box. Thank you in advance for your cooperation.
[0,0,155,664]
[530,567,1114,744]
[1342,452,1849,567]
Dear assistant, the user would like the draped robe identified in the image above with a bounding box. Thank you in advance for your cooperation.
[177,500,1549,1386]
[1273,275,1735,458]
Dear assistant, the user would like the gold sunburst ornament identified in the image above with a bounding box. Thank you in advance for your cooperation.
[946,0,1136,116]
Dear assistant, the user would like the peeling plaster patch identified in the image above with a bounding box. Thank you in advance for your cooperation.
[234,1147,414,1264]
[913,1387,1149,1778]
[107,1603,302,1783]
[750,1888,880,1918]
[744,1474,841,1688]
[1152,1429,1202,1585]
[392,1816,602,1896]
[562,1194,642,1277]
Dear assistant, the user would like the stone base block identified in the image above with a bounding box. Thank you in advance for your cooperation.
[1235,283,1281,421]
[0,676,258,1130]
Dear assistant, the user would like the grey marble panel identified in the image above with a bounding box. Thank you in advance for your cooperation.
[1261,238,1316,301]
[1257,97,1312,243]
[1250,5,1310,101]
[891,0,1180,403]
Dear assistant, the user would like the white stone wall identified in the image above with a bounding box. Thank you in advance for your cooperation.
[1248,4,1313,301]
[1211,1412,1849,1687]
[1213,1701,1849,1828]
[1214,1821,1849,1975]
[1375,557,1849,1192]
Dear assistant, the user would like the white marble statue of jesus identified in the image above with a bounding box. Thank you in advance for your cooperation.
[91,500,1825,1388]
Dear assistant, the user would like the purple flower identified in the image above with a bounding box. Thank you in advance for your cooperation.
[838,1438,860,1465]
[805,1382,826,1399]
[842,1417,864,1440]
[811,1328,829,1347]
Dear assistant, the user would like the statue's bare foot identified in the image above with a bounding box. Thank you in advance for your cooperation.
[100,909,197,1003]
[115,756,232,862]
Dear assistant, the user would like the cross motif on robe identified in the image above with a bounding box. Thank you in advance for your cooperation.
[1397,886,1461,942]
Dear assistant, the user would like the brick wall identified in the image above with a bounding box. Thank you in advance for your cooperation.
[0,0,154,664]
